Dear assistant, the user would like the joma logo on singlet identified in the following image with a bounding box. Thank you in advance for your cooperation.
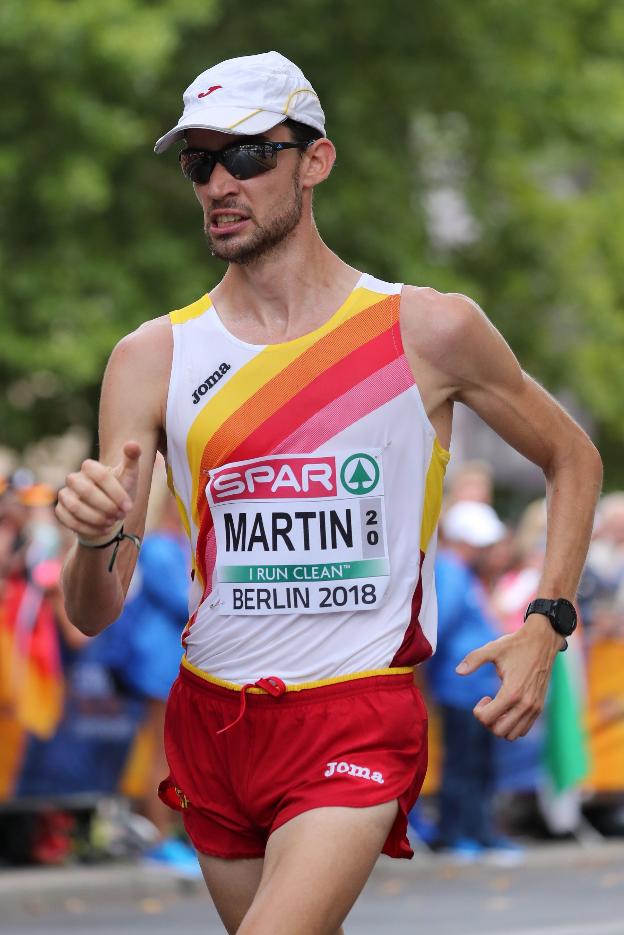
[324,761,384,784]
[192,363,231,404]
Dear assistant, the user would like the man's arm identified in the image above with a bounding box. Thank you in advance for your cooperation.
[56,317,172,636]
[402,288,603,740]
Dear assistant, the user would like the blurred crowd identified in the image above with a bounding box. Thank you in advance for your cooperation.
[1,457,624,870]
[415,462,624,860]
[0,460,198,873]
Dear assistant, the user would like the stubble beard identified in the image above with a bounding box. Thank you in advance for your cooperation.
[204,168,303,266]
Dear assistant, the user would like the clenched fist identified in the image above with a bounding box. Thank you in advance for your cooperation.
[56,441,141,545]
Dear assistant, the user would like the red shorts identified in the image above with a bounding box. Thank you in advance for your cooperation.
[158,663,428,860]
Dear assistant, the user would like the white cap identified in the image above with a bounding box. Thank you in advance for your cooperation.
[154,51,325,154]
[442,501,507,548]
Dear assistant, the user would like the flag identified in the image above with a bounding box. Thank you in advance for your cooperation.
[0,576,64,739]
[544,646,589,793]
[537,640,590,834]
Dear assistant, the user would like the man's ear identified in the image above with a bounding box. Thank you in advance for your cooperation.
[300,138,336,189]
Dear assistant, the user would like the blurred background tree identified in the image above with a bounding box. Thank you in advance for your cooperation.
[1,0,622,482]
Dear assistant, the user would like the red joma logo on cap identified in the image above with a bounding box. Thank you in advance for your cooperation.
[198,86,222,98]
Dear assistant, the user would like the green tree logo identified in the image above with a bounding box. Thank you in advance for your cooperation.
[340,453,380,495]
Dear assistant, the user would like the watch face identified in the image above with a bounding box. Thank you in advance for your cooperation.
[554,599,577,636]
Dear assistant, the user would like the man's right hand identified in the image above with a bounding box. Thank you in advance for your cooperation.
[56,441,142,545]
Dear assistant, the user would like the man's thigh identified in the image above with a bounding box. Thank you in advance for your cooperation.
[198,853,263,935]
[236,801,398,935]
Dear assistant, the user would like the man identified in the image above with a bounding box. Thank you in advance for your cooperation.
[56,51,602,935]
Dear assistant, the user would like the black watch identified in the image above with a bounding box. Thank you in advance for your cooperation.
[524,598,577,651]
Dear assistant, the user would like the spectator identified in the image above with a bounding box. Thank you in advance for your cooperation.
[445,460,494,508]
[492,499,547,636]
[425,500,511,858]
[579,494,624,832]
[578,493,624,639]
[490,500,547,810]
[0,481,65,743]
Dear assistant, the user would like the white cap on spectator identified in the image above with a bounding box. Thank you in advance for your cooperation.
[442,501,507,548]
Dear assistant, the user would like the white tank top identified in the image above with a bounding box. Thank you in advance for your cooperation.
[165,273,449,686]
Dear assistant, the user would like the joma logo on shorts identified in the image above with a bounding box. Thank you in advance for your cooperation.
[324,761,384,784]
[192,363,231,405]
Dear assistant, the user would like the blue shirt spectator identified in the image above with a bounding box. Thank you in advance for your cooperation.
[426,549,500,709]
[89,528,189,701]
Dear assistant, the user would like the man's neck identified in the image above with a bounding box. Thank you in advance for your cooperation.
[210,227,360,345]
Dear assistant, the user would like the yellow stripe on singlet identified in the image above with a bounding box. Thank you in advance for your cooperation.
[181,655,414,692]
[166,463,192,539]
[420,437,450,553]
[170,295,213,325]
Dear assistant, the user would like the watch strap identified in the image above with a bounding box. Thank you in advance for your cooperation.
[525,598,556,621]
[524,598,569,652]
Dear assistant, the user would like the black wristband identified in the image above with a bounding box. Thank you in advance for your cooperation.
[78,525,141,572]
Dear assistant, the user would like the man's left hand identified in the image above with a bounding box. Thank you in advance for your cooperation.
[455,614,564,741]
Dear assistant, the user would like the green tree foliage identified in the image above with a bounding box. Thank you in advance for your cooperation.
[0,0,216,448]
[2,1,622,481]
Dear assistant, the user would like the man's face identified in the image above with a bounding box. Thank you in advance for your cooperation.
[184,124,306,265]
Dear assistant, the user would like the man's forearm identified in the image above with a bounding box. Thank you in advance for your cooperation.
[61,542,127,636]
[537,437,602,601]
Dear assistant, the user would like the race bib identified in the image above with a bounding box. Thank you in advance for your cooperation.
[207,451,390,615]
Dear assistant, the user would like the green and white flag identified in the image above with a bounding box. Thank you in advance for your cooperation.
[538,640,590,834]
[544,647,589,793]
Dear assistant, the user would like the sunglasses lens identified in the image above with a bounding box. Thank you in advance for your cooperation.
[179,149,215,184]
[179,143,284,183]
[222,144,277,180]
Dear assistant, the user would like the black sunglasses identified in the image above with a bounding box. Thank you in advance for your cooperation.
[179,140,314,184]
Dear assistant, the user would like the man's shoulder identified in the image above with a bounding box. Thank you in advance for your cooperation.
[123,313,172,344]
[400,286,491,381]
[401,285,484,341]
[112,315,172,365]
[103,315,173,408]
